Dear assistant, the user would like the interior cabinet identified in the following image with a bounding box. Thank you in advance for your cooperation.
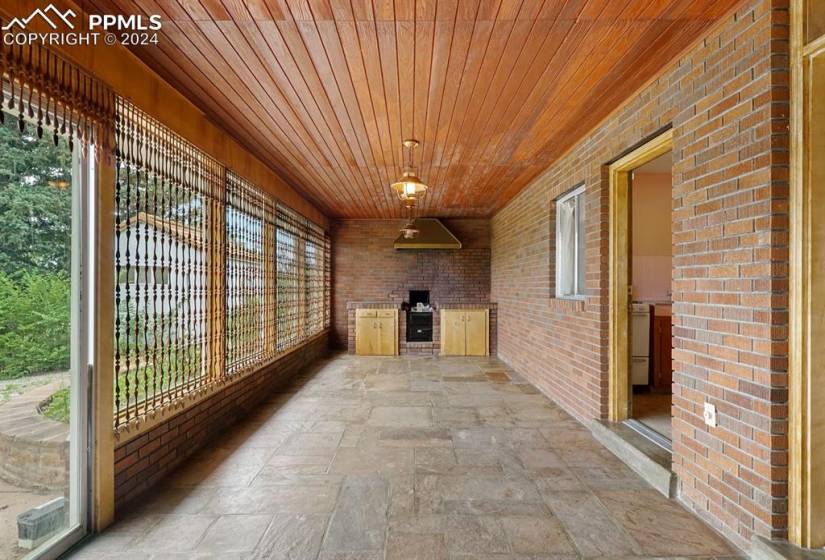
[652,315,672,390]
[355,309,398,356]
[441,309,489,356]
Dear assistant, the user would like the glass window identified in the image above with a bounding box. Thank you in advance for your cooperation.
[0,107,92,558]
[225,203,267,373]
[276,216,300,352]
[276,205,327,351]
[555,183,586,298]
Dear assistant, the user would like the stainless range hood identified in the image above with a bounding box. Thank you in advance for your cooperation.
[393,218,462,250]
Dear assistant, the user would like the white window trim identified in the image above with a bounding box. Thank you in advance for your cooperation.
[555,183,586,300]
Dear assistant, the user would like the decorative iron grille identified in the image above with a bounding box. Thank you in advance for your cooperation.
[276,205,302,352]
[0,37,115,154]
[324,234,332,329]
[225,171,276,374]
[113,99,224,427]
[305,222,325,337]
[113,102,330,429]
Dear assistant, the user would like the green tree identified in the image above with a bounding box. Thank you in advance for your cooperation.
[0,270,70,378]
[0,113,72,278]
[0,109,72,379]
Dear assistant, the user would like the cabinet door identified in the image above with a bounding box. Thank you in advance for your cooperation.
[355,316,376,355]
[377,316,397,355]
[440,310,466,355]
[652,316,672,390]
[464,310,489,356]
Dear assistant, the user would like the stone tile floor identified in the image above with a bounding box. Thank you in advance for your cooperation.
[69,354,741,559]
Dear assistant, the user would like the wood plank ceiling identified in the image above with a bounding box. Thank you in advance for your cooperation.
[92,0,742,218]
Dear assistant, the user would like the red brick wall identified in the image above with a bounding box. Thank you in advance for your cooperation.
[331,219,491,348]
[491,0,788,549]
[113,334,329,511]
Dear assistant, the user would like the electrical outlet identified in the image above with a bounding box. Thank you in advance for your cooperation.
[703,402,717,428]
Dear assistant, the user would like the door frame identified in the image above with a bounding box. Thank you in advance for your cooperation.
[789,0,825,547]
[607,129,673,422]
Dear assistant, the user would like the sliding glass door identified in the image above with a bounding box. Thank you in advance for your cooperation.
[0,110,92,559]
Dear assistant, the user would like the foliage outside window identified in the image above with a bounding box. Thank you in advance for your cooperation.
[555,183,586,299]
[0,110,72,382]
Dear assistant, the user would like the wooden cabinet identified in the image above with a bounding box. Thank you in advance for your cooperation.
[441,311,466,356]
[440,309,489,356]
[652,315,672,390]
[355,309,398,355]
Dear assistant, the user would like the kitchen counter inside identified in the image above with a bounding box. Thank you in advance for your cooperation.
[633,301,672,317]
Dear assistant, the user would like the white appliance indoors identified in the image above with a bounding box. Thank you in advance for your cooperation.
[630,303,651,385]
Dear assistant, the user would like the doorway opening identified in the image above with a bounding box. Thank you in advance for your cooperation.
[628,151,673,445]
[608,129,673,450]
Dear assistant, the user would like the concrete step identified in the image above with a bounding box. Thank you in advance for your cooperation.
[590,419,676,497]
[750,536,825,560]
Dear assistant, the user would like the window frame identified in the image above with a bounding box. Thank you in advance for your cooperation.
[554,182,587,300]
[0,106,95,558]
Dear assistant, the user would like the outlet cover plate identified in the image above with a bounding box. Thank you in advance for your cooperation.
[703,402,717,428]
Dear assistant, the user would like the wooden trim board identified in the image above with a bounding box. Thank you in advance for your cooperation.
[93,157,116,531]
[789,0,825,547]
[607,129,673,422]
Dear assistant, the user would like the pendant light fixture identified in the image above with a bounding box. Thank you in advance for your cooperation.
[391,139,429,202]
[399,198,419,239]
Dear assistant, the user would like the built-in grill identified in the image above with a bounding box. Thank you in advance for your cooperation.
[407,290,433,342]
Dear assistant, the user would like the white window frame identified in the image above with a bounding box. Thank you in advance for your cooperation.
[28,135,94,560]
[555,183,586,299]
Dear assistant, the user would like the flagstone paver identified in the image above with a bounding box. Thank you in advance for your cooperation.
[69,354,741,559]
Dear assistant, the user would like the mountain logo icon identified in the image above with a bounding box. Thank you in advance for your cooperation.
[2,4,77,31]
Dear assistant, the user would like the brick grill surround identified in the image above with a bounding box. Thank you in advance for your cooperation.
[113,333,329,511]
[331,219,492,351]
[491,0,789,549]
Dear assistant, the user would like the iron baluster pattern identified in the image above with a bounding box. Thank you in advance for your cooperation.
[324,234,332,329]
[304,221,326,337]
[0,35,115,154]
[276,204,328,352]
[276,205,302,352]
[225,171,276,374]
[113,101,330,430]
[113,99,223,428]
